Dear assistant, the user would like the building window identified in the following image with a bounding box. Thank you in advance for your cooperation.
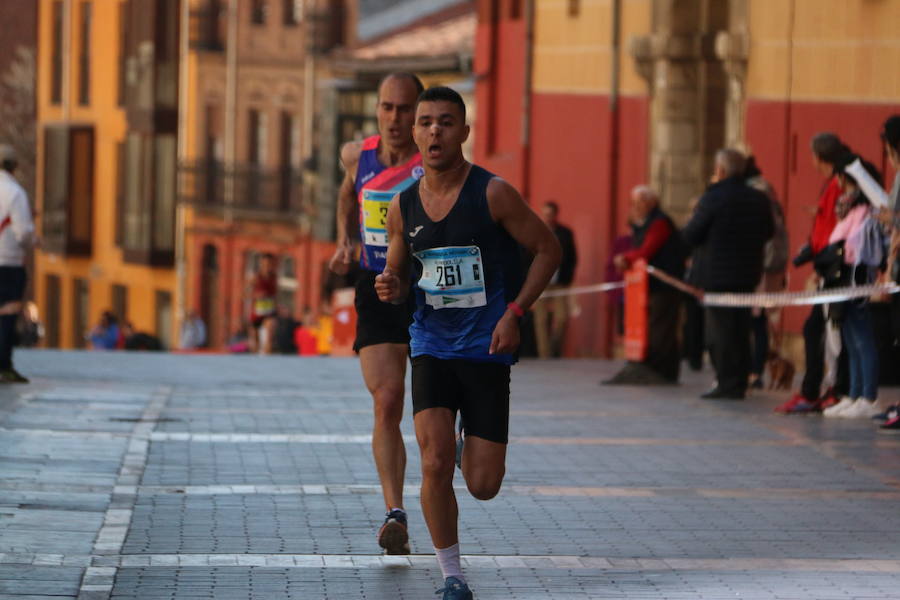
[118,1,128,106]
[248,109,267,165]
[111,284,128,323]
[284,0,302,25]
[73,278,89,349]
[251,0,267,25]
[155,290,172,350]
[45,274,61,348]
[120,133,176,265]
[43,125,94,256]
[51,1,64,104]
[279,112,299,210]
[78,2,92,106]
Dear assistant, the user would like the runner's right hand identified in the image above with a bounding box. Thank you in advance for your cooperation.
[375,268,400,304]
[328,240,353,275]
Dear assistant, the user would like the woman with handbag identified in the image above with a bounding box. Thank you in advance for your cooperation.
[822,155,889,419]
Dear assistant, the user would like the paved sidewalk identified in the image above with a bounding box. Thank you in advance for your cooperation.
[1,350,899,599]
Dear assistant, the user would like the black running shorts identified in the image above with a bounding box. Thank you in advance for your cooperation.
[0,266,26,305]
[353,270,413,352]
[411,354,511,444]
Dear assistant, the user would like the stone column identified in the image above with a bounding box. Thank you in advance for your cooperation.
[629,0,730,223]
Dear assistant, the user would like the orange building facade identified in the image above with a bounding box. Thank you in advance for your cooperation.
[34,0,180,349]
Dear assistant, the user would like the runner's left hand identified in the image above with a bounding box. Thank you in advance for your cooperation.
[489,312,520,355]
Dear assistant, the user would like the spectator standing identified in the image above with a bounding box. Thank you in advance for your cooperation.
[606,185,686,384]
[879,115,900,432]
[821,155,889,419]
[745,157,789,389]
[179,310,207,350]
[532,201,577,358]
[682,149,774,400]
[776,133,851,413]
[0,144,37,383]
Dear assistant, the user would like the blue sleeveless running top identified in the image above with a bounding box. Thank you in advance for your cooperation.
[354,135,424,272]
[398,165,523,365]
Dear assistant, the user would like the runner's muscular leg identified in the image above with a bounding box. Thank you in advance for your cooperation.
[360,342,408,511]
[460,436,507,501]
[414,406,458,548]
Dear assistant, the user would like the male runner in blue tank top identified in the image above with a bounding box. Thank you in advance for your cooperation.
[328,73,424,555]
[376,87,561,600]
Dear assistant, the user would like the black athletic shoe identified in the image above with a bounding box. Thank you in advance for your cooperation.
[377,509,410,555]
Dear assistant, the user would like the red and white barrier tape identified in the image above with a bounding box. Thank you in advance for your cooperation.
[538,267,900,308]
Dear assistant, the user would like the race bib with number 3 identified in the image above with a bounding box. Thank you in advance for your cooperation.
[414,245,487,310]
[362,190,394,247]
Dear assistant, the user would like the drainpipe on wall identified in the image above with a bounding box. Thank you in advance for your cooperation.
[174,0,191,346]
[603,0,622,358]
[224,0,238,224]
[520,0,534,203]
[62,0,72,122]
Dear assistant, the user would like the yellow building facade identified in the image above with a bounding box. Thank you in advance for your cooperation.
[35,0,179,349]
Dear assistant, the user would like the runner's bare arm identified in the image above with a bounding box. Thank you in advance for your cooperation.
[375,195,411,305]
[487,178,562,354]
[329,141,364,275]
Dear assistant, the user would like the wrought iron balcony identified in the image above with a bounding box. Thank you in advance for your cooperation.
[179,160,305,220]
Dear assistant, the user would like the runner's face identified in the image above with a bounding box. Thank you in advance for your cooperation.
[414,100,469,170]
[376,78,418,147]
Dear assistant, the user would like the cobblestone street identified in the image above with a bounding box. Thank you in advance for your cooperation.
[1,350,899,599]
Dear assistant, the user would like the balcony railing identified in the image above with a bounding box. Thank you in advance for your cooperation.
[179,160,305,219]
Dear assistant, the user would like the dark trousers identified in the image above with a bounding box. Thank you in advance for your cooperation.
[682,296,705,369]
[750,311,769,377]
[801,305,849,400]
[705,306,751,394]
[646,287,682,381]
[0,314,15,370]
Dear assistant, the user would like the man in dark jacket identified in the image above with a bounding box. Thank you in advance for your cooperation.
[683,149,774,399]
[607,185,686,384]
[533,201,578,357]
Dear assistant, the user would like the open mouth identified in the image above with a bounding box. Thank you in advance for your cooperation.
[427,143,442,157]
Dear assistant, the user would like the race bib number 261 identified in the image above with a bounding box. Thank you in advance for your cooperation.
[414,245,487,310]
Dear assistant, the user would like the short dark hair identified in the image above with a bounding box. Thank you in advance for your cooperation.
[416,86,466,120]
[544,200,559,214]
[378,72,424,100]
[261,252,276,262]
[810,132,849,165]
[0,160,15,173]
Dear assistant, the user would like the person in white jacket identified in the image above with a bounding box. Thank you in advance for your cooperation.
[0,144,37,383]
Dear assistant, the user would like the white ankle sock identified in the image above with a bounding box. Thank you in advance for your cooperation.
[435,543,465,582]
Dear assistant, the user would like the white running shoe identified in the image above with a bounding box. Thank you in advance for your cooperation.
[823,396,856,418]
[841,398,881,419]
